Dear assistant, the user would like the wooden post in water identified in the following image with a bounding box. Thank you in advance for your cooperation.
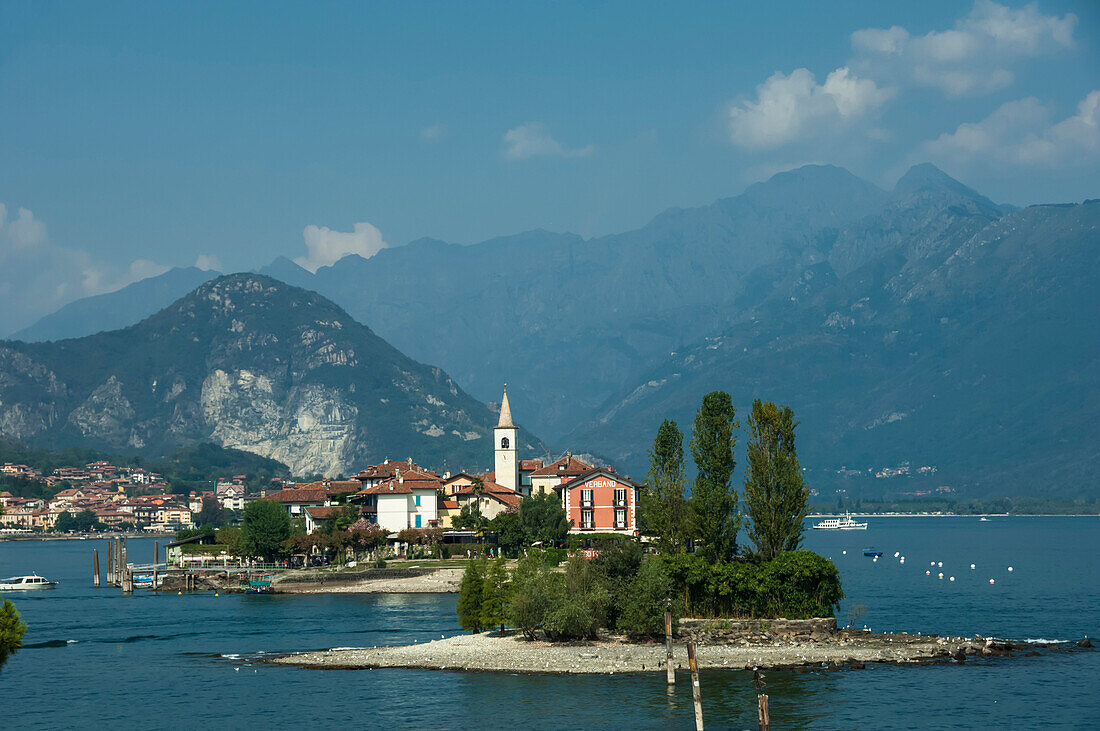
[665,605,675,686]
[687,641,703,731]
[757,694,770,731]
[153,541,159,593]
[106,542,113,585]
[93,549,100,587]
[121,537,131,593]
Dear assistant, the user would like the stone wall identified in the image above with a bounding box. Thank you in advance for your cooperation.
[678,617,837,645]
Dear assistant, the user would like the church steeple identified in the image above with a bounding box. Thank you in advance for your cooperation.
[494,384,519,491]
[497,384,515,428]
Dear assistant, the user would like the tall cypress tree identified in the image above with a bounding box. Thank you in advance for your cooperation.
[743,399,810,560]
[643,419,688,554]
[689,391,739,563]
[456,558,487,632]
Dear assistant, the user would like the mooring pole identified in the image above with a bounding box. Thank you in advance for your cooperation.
[153,540,160,593]
[665,603,675,686]
[121,537,131,593]
[757,694,770,731]
[687,641,703,731]
[106,542,113,585]
[93,549,100,587]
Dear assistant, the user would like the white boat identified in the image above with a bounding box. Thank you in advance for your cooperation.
[812,512,868,530]
[0,574,59,590]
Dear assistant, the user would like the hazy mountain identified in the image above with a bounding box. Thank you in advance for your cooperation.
[0,274,540,476]
[14,164,1096,499]
[11,266,220,342]
[572,197,1100,499]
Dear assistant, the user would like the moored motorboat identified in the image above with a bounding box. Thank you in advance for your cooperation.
[1,574,59,590]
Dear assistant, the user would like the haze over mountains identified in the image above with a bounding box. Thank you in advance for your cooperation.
[6,164,1098,498]
[0,275,540,476]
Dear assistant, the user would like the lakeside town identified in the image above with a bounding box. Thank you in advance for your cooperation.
[1,388,643,541]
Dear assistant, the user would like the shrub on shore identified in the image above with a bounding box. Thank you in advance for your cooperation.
[662,550,842,619]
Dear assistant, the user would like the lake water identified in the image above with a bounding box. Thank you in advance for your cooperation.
[2,517,1097,729]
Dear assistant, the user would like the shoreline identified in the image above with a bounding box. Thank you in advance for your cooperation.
[266,629,1063,675]
[271,567,463,594]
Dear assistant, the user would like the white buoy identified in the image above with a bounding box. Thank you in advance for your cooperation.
[937,562,943,568]
[894,552,900,558]
[842,550,847,555]
[989,578,995,584]
[1007,566,1013,572]
[873,557,878,562]
[950,576,955,582]
[900,558,905,564]
[930,561,935,566]
[938,572,943,579]
[970,564,976,570]
[926,570,931,575]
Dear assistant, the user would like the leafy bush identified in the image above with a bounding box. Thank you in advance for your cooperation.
[541,547,568,567]
[617,559,677,639]
[661,550,842,619]
[508,555,564,639]
[479,558,511,634]
[543,556,610,640]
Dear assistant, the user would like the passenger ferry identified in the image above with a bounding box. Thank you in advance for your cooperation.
[0,574,58,590]
[812,512,868,530]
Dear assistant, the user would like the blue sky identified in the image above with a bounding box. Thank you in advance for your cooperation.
[1,1,1097,334]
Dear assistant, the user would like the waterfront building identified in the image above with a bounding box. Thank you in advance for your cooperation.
[560,468,641,535]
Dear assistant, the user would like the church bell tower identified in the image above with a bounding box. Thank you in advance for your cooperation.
[494,384,519,491]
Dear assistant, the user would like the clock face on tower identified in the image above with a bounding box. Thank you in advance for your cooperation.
[500,437,510,449]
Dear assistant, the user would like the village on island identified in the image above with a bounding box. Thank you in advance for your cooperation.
[0,387,638,543]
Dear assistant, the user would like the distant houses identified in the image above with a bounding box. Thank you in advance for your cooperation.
[1,385,644,538]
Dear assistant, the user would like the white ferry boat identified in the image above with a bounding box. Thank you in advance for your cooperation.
[812,512,868,530]
[0,574,58,590]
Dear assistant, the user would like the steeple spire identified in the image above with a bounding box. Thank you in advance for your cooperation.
[497,383,515,428]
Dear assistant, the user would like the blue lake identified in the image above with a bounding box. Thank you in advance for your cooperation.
[2,516,1098,729]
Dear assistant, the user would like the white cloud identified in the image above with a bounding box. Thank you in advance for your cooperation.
[728,67,892,150]
[921,90,1100,168]
[294,221,387,273]
[0,204,169,336]
[852,1,1077,96]
[420,123,447,141]
[194,254,221,271]
[502,123,594,160]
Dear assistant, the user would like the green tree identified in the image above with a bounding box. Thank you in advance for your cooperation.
[240,500,291,560]
[216,526,243,556]
[543,555,610,640]
[196,496,230,527]
[508,554,564,639]
[0,595,27,671]
[743,399,810,560]
[456,558,487,632]
[617,559,676,638]
[451,502,488,532]
[480,557,511,635]
[490,510,525,557]
[689,390,740,563]
[518,492,571,545]
[643,419,688,554]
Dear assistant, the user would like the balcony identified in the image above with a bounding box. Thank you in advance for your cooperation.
[613,499,628,507]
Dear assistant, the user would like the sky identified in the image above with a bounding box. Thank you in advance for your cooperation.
[1,0,1098,334]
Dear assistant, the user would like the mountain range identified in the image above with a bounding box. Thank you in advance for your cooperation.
[0,274,541,476]
[6,164,1098,498]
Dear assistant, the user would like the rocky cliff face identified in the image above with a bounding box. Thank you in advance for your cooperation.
[0,275,537,475]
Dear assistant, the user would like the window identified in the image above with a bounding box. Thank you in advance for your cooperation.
[500,437,510,449]
[415,495,421,507]
[581,509,594,529]
[614,488,627,506]
[415,514,422,528]
[581,488,593,506]
[615,508,626,528]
